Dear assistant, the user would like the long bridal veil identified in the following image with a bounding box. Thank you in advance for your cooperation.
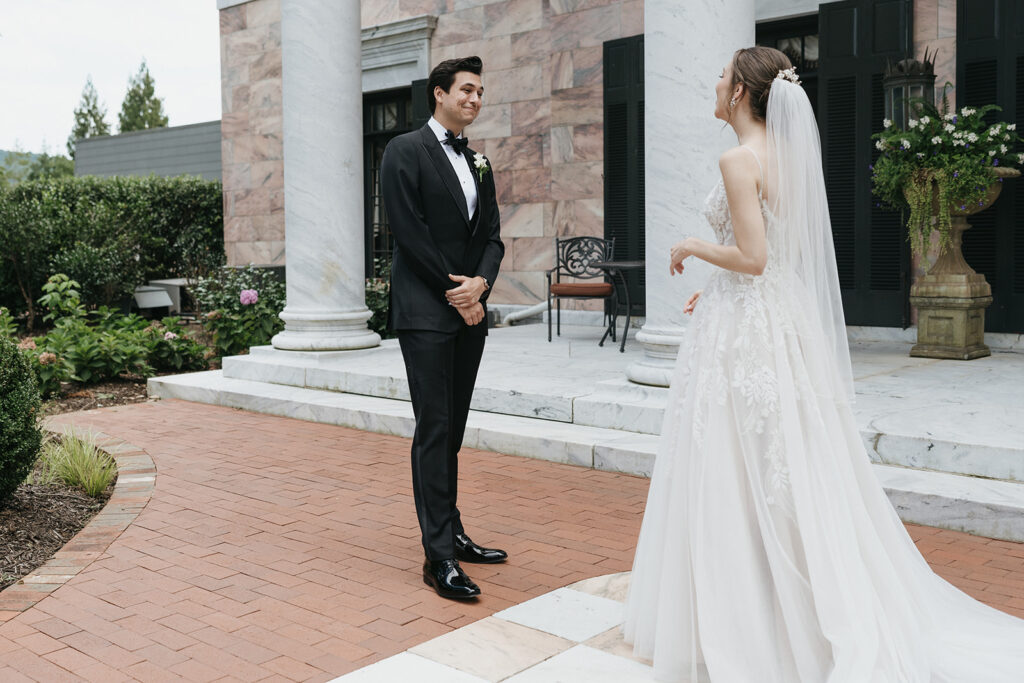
[767,78,853,401]
[624,75,1024,682]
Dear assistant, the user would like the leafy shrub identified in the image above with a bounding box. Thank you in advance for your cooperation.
[194,265,286,357]
[366,258,392,339]
[0,337,43,503]
[20,287,209,396]
[0,175,223,327]
[0,306,17,338]
[34,431,116,497]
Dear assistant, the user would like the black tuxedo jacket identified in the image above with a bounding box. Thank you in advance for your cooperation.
[380,123,504,335]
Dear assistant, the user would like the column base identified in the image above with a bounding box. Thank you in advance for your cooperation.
[271,308,381,351]
[626,324,685,387]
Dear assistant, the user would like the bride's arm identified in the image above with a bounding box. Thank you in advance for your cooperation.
[670,149,768,277]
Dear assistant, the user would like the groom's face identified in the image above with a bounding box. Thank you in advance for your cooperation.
[435,71,484,130]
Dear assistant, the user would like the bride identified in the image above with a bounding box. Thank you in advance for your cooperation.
[623,46,1024,682]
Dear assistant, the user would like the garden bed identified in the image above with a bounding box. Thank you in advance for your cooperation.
[41,376,154,417]
[0,462,112,592]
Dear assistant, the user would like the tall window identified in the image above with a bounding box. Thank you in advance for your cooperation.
[957,0,1024,332]
[756,15,820,115]
[813,0,912,328]
[364,90,415,279]
[603,35,645,315]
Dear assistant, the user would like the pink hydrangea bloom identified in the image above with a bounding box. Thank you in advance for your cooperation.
[18,338,36,350]
[38,352,57,365]
[239,289,259,305]
[164,331,178,340]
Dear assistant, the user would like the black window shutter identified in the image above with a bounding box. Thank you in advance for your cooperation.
[957,0,1024,331]
[603,35,645,315]
[818,0,912,327]
[411,78,430,128]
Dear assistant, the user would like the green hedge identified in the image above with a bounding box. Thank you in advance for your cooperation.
[0,175,223,330]
[0,337,42,503]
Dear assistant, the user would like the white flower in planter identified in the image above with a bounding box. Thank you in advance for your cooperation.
[901,139,911,150]
[908,119,919,128]
[883,118,892,129]
[967,132,979,143]
[931,136,943,145]
[945,124,956,133]
[961,107,977,116]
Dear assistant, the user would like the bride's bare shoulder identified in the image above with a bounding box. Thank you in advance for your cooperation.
[718,146,759,179]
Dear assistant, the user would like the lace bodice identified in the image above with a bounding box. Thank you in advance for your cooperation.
[700,177,783,282]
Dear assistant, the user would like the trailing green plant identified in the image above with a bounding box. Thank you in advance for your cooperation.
[0,337,43,504]
[33,430,116,497]
[872,91,1023,255]
[193,265,286,357]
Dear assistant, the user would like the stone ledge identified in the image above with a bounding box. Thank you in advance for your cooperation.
[0,426,156,619]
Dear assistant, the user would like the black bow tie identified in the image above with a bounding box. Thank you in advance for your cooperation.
[443,129,469,155]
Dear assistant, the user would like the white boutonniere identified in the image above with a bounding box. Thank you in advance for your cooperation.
[473,152,490,182]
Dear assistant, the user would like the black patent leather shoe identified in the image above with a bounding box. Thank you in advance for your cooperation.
[422,559,481,600]
[455,533,508,564]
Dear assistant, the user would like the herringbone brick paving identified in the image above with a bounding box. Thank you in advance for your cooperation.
[0,399,1021,681]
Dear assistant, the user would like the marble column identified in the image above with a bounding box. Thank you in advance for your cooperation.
[271,0,380,351]
[626,0,755,386]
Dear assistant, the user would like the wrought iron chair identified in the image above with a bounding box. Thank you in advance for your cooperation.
[546,236,617,342]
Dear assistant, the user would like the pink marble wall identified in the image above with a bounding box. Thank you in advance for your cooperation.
[221,0,644,304]
[220,0,285,266]
[425,0,644,307]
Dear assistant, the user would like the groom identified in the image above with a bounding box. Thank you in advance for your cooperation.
[380,56,507,600]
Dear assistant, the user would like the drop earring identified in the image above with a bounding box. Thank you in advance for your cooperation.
[729,97,737,109]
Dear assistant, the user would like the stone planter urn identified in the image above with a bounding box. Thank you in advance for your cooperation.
[908,166,1020,360]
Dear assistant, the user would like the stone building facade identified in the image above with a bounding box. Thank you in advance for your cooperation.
[216,0,1023,338]
[218,0,644,310]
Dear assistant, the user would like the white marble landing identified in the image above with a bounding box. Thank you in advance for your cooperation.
[149,367,1024,541]
[328,573,651,683]
[212,324,1024,484]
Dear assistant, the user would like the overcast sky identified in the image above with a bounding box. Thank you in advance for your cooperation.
[0,1,222,154]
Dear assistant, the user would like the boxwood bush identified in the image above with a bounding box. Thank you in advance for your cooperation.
[0,337,43,503]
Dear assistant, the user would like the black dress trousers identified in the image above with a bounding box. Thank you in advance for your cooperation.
[397,326,486,561]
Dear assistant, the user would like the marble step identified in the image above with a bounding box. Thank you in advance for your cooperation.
[148,371,1024,543]
[222,350,1024,485]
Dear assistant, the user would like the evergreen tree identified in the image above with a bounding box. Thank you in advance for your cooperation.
[67,76,111,158]
[117,60,169,133]
[26,152,74,181]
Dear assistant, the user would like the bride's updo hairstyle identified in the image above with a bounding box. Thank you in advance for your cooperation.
[731,46,793,121]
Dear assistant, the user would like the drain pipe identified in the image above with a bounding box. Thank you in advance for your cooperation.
[501,301,547,326]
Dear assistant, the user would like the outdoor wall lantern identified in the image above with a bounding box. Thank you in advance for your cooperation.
[883,48,937,129]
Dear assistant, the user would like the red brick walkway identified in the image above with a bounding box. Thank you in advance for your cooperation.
[0,400,1021,682]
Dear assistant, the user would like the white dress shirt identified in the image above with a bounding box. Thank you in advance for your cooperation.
[427,116,478,218]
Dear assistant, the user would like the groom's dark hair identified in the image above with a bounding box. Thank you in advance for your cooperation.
[427,56,483,113]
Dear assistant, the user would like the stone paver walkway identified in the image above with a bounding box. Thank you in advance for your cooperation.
[0,399,1021,682]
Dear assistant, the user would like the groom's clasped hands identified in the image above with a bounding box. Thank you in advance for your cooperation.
[446,273,487,326]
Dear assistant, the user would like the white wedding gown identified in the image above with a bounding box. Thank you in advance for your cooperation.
[623,174,1024,682]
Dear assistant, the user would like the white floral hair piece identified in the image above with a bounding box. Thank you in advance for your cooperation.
[776,67,801,86]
